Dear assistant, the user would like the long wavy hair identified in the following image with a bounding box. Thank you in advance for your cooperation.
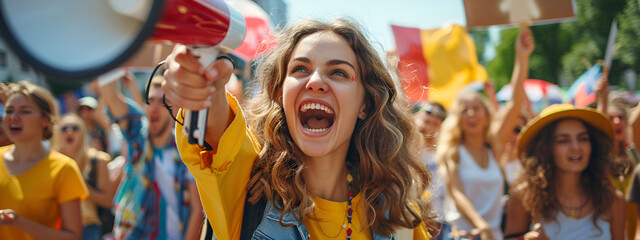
[54,113,89,161]
[435,92,493,178]
[607,103,633,178]
[244,18,434,236]
[514,118,615,231]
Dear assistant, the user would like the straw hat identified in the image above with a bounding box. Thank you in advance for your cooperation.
[516,104,614,154]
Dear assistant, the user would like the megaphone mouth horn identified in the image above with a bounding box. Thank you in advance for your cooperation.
[0,0,166,80]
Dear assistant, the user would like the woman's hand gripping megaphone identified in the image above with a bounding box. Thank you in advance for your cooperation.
[163,44,235,147]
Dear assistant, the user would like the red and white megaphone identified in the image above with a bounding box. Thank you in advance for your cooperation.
[0,0,246,146]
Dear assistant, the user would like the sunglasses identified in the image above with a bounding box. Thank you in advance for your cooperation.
[61,125,80,132]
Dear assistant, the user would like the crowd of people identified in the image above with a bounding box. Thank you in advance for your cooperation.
[0,17,639,240]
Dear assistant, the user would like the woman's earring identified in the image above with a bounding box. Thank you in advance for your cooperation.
[359,112,366,119]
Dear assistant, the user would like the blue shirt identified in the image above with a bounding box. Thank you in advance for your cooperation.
[110,100,194,240]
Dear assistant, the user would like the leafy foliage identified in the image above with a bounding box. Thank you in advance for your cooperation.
[485,0,639,90]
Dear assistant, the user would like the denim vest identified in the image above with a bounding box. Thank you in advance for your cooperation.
[251,202,397,240]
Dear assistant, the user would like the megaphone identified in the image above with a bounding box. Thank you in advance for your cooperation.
[0,0,246,146]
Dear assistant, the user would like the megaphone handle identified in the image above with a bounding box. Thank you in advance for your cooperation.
[184,46,221,146]
[183,107,209,146]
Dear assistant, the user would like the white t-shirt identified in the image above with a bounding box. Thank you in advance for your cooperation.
[444,145,504,239]
[154,147,194,240]
[541,211,611,240]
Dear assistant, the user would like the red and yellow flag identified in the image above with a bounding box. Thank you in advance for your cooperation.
[391,24,487,109]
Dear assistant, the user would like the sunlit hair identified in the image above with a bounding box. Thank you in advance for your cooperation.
[245,18,434,236]
[54,113,89,158]
[608,104,628,148]
[6,81,58,141]
[435,91,493,178]
[514,118,614,232]
[607,103,632,178]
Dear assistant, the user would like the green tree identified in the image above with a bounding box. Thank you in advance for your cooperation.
[485,0,638,90]
[487,28,517,88]
[617,0,640,72]
[469,29,490,65]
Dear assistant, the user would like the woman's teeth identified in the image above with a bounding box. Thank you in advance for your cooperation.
[300,103,333,114]
[304,126,328,132]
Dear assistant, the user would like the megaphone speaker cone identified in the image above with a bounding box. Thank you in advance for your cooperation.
[0,0,165,80]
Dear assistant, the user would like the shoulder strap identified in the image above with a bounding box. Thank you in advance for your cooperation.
[87,156,98,188]
[200,196,267,240]
[240,195,267,239]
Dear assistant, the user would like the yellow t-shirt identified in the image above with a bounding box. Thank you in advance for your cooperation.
[0,145,88,240]
[308,193,371,239]
[176,93,430,240]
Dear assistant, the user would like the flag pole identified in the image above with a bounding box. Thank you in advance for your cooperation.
[603,19,618,75]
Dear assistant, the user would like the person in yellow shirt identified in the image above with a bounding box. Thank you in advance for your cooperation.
[0,81,88,240]
[55,113,115,240]
[162,18,435,239]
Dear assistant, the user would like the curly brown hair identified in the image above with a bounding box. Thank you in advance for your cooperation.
[515,118,615,231]
[244,18,434,236]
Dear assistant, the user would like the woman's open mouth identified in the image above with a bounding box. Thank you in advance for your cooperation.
[568,154,583,163]
[9,125,22,135]
[299,101,335,134]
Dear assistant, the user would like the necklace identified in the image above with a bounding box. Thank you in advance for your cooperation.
[346,172,353,239]
[560,197,589,219]
[314,171,354,239]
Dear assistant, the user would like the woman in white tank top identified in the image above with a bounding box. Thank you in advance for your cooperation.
[504,104,625,240]
[435,25,535,240]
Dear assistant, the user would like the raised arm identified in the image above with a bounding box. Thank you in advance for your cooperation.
[163,45,253,240]
[484,81,500,112]
[595,74,609,116]
[121,73,144,107]
[96,72,131,131]
[162,44,235,152]
[491,25,535,159]
[87,81,116,135]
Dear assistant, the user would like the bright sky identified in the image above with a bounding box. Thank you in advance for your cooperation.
[286,0,467,52]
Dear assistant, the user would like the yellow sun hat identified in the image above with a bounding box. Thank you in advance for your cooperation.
[516,104,614,155]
